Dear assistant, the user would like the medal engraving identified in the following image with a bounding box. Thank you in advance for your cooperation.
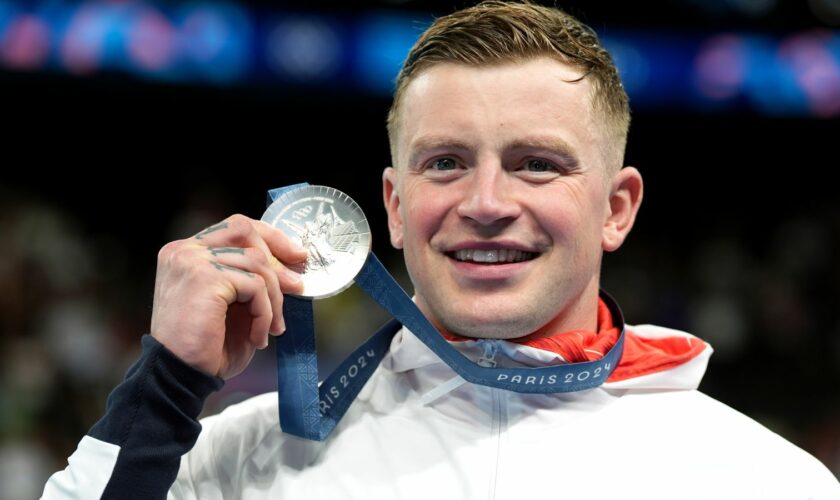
[262,186,371,299]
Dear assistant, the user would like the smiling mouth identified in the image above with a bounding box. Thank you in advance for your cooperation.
[446,249,538,264]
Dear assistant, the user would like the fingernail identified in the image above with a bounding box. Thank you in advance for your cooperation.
[270,326,286,336]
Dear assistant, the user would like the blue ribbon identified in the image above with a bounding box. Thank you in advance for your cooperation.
[270,184,625,441]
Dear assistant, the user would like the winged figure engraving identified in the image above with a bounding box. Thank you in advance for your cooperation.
[281,202,362,274]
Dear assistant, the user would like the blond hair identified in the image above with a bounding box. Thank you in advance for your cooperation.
[386,0,630,170]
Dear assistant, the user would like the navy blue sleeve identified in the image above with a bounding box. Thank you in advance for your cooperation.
[89,335,224,500]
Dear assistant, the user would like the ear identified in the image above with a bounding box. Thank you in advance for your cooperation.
[382,167,404,249]
[602,166,643,252]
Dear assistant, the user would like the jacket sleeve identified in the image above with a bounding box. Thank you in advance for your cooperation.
[41,335,224,500]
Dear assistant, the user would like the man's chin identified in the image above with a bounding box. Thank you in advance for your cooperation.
[439,312,545,340]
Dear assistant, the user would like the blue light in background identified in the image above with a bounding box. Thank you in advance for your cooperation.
[355,12,428,94]
[746,36,810,116]
[173,2,252,84]
[0,1,839,116]
[779,30,840,116]
[124,3,177,76]
[59,2,136,74]
[693,34,748,104]
[613,33,704,109]
[264,14,344,83]
[603,36,651,101]
[0,0,13,29]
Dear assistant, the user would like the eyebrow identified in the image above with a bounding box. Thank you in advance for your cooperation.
[507,136,581,168]
[407,136,473,168]
[507,136,578,157]
[407,135,580,168]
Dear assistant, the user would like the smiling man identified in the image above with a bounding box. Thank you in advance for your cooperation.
[383,57,640,340]
[43,2,839,499]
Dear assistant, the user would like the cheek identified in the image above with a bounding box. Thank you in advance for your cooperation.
[535,183,606,243]
[401,183,451,241]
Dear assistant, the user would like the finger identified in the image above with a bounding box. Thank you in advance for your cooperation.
[253,221,308,293]
[255,220,309,263]
[245,282,272,350]
[193,215,305,294]
[193,220,233,241]
[209,247,286,334]
[210,262,273,349]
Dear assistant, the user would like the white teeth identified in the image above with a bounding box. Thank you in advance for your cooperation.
[473,250,497,262]
[451,249,535,263]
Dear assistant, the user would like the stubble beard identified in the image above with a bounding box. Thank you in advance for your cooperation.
[417,290,551,340]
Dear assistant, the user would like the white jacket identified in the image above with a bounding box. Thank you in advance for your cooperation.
[166,323,839,499]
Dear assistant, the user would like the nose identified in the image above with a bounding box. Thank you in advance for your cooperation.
[456,164,521,226]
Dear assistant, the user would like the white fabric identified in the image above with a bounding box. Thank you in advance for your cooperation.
[170,324,840,499]
[41,435,120,500]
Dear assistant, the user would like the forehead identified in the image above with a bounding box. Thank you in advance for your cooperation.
[396,58,602,164]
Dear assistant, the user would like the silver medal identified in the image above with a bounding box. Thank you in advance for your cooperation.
[261,185,371,299]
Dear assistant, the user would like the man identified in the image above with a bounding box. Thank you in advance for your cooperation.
[43,1,839,498]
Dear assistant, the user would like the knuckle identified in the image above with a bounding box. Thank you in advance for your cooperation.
[158,240,188,266]
[162,240,212,271]
[225,214,254,238]
[264,264,281,288]
[252,273,267,288]
[245,246,269,265]
[172,245,196,267]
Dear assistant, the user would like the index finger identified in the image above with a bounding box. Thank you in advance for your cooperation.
[255,220,309,264]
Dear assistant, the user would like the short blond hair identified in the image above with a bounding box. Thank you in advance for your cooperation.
[386,0,630,170]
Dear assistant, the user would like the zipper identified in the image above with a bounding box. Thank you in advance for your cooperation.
[479,340,504,500]
[477,340,499,368]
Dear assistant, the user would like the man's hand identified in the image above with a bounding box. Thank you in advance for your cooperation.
[150,214,308,379]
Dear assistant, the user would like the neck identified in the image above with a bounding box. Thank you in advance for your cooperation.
[516,287,600,342]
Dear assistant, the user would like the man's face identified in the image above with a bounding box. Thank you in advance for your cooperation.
[384,57,630,339]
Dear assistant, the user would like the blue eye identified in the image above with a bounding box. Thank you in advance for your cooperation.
[526,159,553,172]
[431,158,457,171]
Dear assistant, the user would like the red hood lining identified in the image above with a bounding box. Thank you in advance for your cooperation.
[440,298,707,382]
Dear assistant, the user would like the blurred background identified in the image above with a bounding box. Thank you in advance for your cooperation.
[1,0,839,497]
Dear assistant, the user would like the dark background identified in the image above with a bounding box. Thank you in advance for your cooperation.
[1,0,838,496]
